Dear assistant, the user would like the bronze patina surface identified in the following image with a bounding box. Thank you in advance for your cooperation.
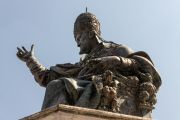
[17,12,161,117]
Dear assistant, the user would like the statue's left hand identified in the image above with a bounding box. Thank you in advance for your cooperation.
[16,44,34,62]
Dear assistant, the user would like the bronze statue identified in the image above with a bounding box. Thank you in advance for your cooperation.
[17,12,161,117]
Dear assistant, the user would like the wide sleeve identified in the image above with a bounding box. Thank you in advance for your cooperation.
[130,53,161,90]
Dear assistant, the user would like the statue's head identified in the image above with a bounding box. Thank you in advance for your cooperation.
[74,12,101,38]
[74,12,101,54]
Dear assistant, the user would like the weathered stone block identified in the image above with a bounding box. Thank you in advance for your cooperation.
[21,104,151,120]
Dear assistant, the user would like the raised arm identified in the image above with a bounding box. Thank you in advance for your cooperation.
[16,44,50,86]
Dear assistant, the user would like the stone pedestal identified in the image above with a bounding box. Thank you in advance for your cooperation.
[21,104,151,120]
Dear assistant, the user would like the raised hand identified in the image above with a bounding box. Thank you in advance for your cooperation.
[16,44,35,62]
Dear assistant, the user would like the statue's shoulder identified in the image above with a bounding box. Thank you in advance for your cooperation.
[103,42,134,57]
[116,44,134,54]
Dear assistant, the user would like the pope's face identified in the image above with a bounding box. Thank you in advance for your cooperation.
[75,31,92,54]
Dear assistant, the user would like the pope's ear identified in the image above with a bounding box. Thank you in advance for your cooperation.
[88,31,95,39]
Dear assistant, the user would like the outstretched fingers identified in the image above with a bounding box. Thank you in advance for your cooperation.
[22,46,28,53]
[16,48,23,58]
[17,47,24,54]
[30,44,34,54]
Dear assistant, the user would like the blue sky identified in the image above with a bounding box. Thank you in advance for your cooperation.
[0,0,180,119]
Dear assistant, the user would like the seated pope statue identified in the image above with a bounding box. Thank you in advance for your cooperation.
[16,12,161,117]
